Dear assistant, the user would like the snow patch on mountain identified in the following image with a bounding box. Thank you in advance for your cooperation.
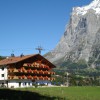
[73,0,100,15]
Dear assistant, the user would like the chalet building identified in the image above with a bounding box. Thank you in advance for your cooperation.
[0,54,55,88]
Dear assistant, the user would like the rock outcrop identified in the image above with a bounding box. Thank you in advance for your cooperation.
[45,0,100,67]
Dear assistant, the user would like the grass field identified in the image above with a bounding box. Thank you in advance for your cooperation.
[16,86,100,100]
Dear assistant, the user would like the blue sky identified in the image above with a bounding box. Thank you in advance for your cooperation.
[0,0,92,56]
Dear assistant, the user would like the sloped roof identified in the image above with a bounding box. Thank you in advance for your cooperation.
[0,54,56,68]
[0,54,37,65]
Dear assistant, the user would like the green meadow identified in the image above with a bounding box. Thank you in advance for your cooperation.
[16,86,100,100]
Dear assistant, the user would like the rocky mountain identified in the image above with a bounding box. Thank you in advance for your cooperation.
[45,0,100,68]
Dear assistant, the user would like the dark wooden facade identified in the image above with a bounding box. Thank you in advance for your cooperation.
[0,54,55,81]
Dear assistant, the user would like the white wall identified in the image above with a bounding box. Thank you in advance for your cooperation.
[8,80,33,88]
[0,66,52,88]
[8,81,19,88]
[0,66,33,88]
[34,80,51,86]
[0,66,8,80]
[7,80,51,88]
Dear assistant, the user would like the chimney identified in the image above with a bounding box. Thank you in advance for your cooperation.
[11,53,15,57]
[20,53,24,57]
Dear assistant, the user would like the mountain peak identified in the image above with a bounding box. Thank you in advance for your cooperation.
[45,0,100,68]
[73,0,100,15]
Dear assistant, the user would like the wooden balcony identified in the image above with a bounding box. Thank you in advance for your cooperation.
[27,69,33,73]
[17,67,27,73]
[44,71,51,75]
[39,70,44,74]
[23,63,40,68]
[8,75,55,81]
[39,76,44,80]
[8,68,27,73]
[48,77,51,80]
[13,76,19,79]
[50,72,55,75]
[33,76,39,80]
[23,63,51,71]
[8,75,27,79]
[44,76,49,80]
[8,76,14,79]
[23,63,31,67]
[33,70,39,74]
[8,69,14,73]
[13,69,19,72]
[27,75,32,79]
[8,67,55,77]
[41,65,49,69]
[50,77,55,81]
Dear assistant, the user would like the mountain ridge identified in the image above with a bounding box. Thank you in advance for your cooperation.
[45,0,100,68]
[74,0,100,15]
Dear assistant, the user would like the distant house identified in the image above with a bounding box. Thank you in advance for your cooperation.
[0,54,55,88]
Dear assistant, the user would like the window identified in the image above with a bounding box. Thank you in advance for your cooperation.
[28,82,30,86]
[1,74,4,77]
[19,82,21,87]
[25,82,26,85]
[2,67,4,71]
[23,83,25,86]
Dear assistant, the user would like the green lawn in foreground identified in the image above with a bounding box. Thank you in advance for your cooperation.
[17,86,100,100]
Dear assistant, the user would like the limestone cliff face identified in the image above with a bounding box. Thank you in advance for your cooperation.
[45,0,100,66]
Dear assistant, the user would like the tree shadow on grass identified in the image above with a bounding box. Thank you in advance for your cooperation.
[0,88,63,100]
